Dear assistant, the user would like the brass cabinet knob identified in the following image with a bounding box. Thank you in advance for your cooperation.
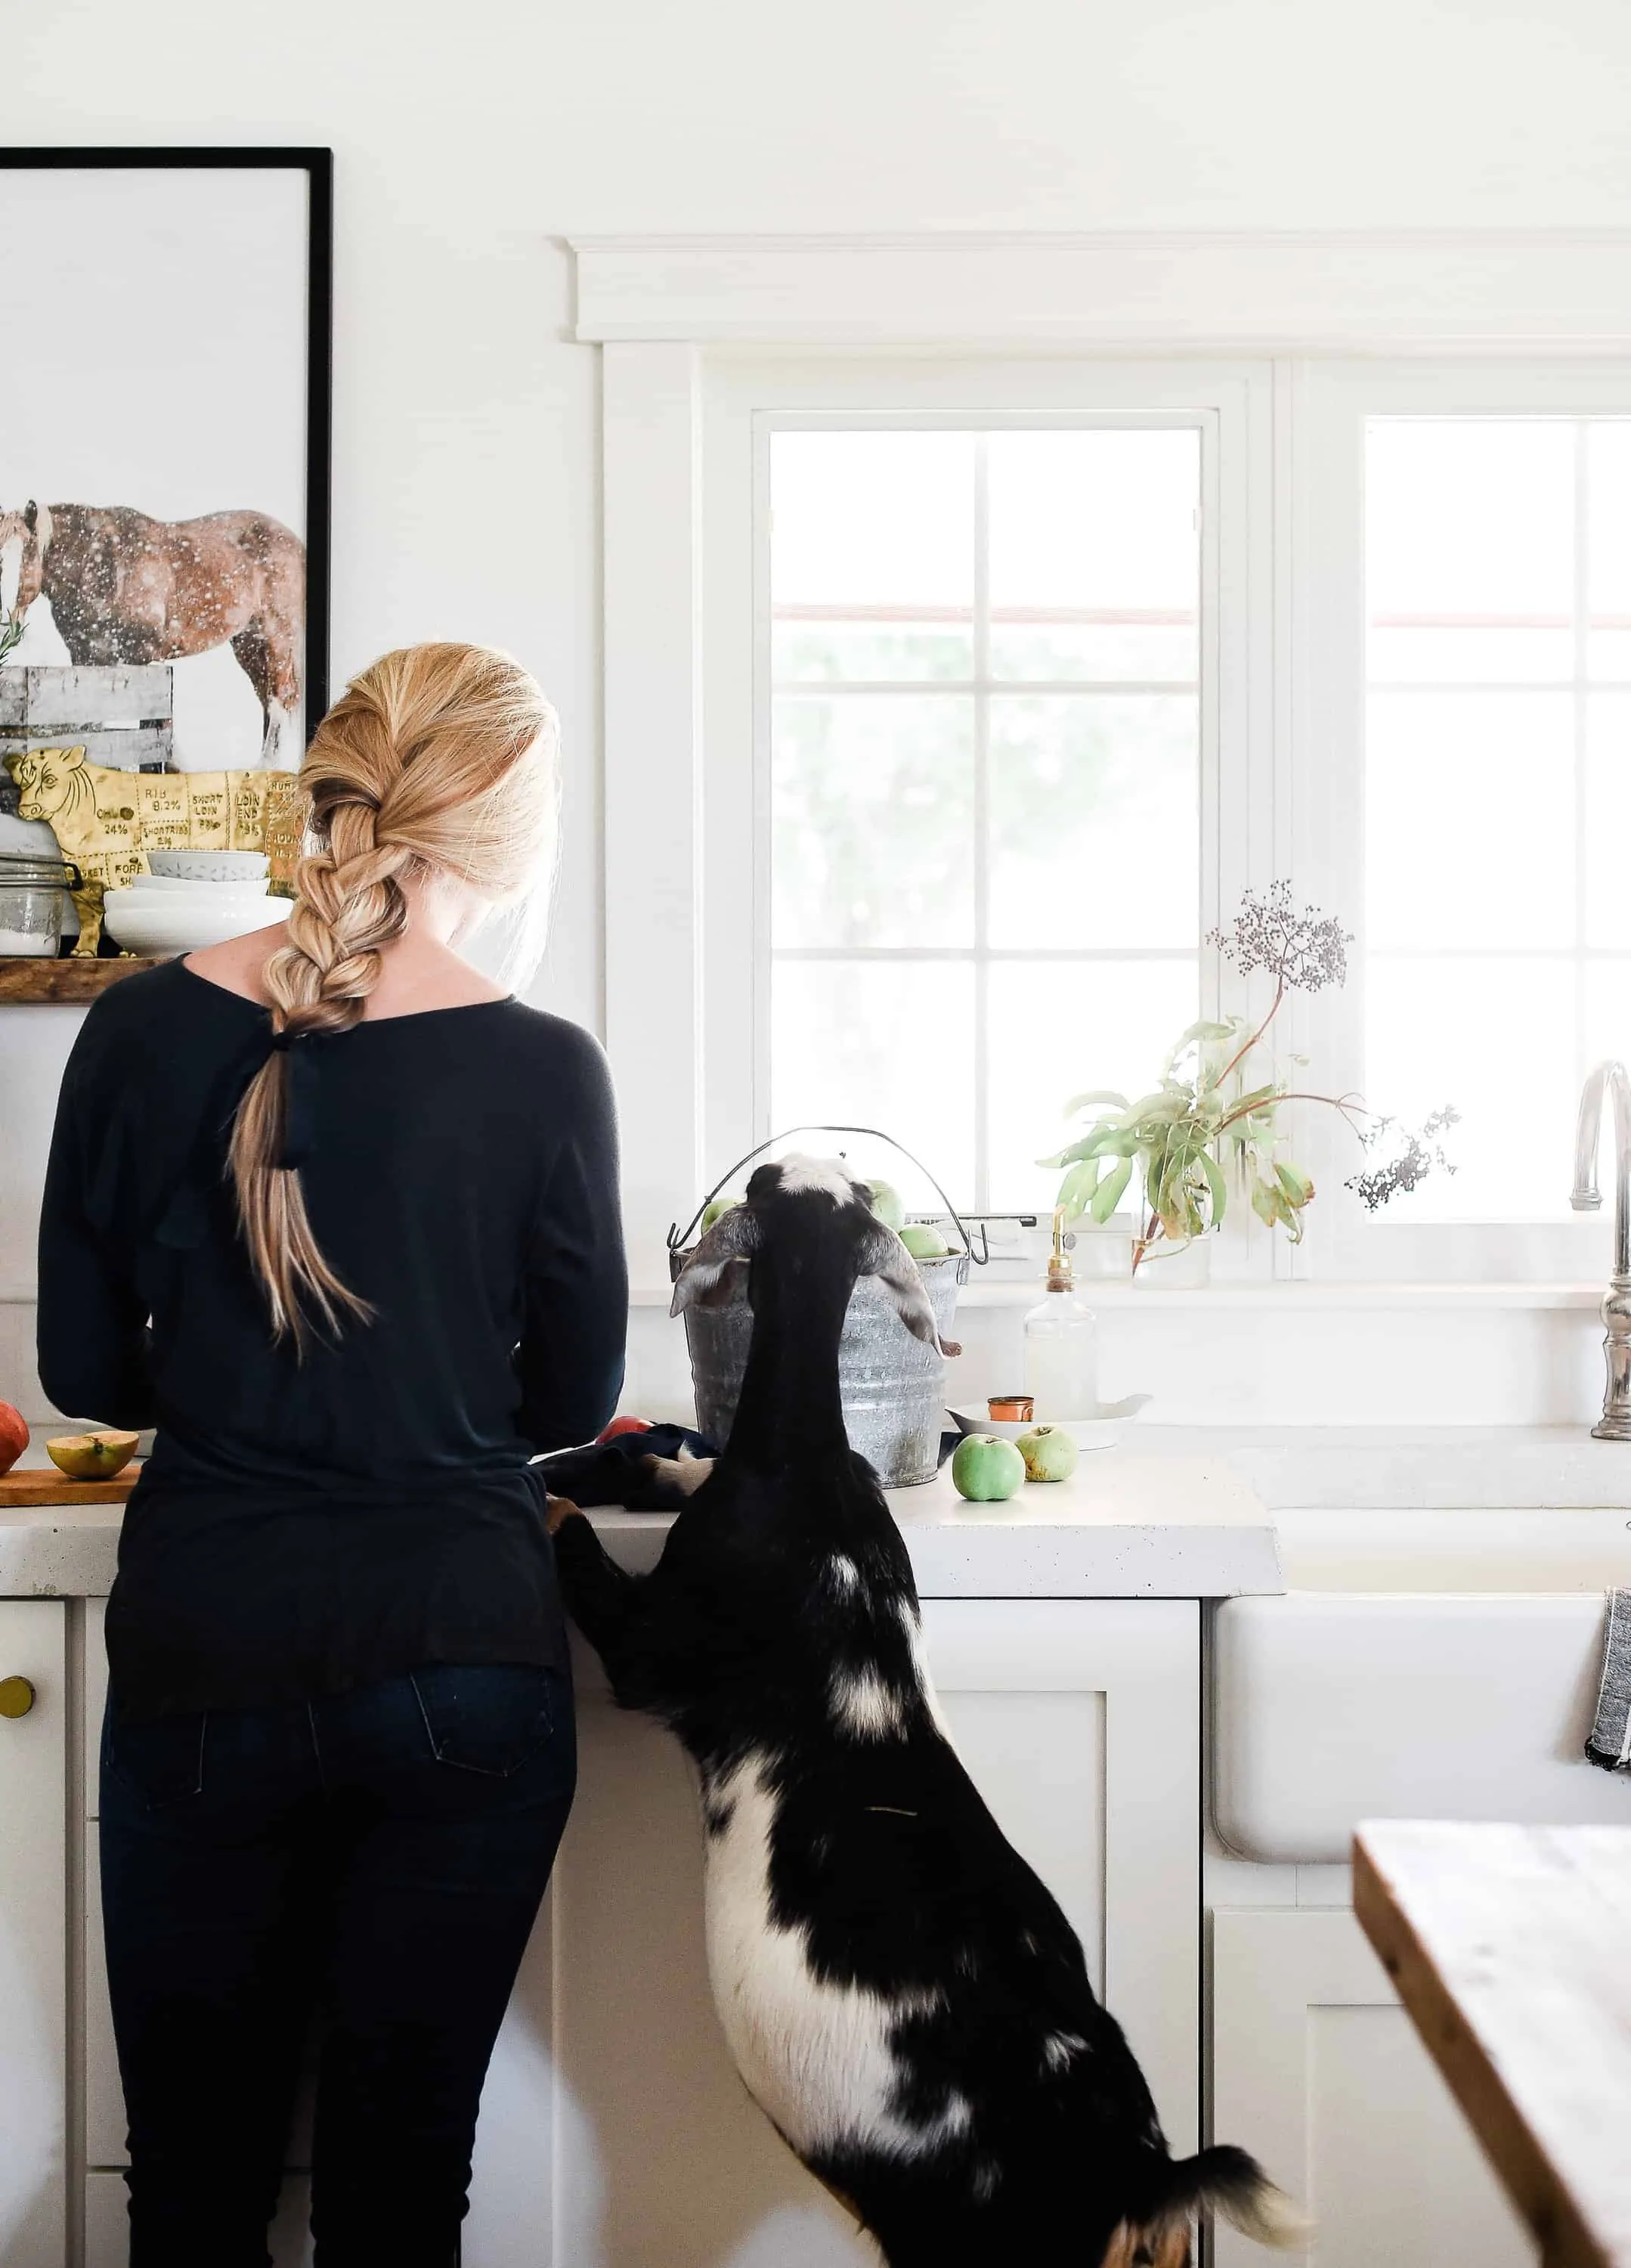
[0,1676,36,1720]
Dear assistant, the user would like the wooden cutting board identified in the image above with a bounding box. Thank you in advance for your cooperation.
[0,1464,141,1507]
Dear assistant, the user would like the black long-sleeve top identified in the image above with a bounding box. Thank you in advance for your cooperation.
[38,960,627,1718]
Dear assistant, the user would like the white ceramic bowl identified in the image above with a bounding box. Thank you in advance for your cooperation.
[145,850,270,883]
[102,889,289,956]
[949,1397,1150,1455]
[136,872,271,897]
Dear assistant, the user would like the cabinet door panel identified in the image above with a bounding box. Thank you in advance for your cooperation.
[925,1598,1199,2151]
[84,1597,107,1818]
[1212,1908,1534,2267]
[512,1600,1199,2268]
[0,1598,67,2268]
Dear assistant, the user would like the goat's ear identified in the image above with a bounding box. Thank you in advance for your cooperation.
[670,1204,760,1317]
[859,1222,961,1357]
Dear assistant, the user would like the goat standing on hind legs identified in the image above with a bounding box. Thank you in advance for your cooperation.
[549,1156,1305,2268]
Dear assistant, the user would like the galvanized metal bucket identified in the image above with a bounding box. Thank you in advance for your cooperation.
[667,1126,983,1489]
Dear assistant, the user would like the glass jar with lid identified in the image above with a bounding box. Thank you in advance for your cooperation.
[0,852,77,957]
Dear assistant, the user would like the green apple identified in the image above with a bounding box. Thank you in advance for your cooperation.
[1016,1424,1080,1483]
[701,1195,741,1232]
[899,1222,950,1261]
[951,1434,1026,1502]
[865,1178,907,1234]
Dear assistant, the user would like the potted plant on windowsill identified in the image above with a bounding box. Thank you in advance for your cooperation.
[1041,883,1456,1278]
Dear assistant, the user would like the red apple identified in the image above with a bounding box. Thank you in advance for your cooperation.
[0,1402,28,1477]
[597,1415,653,1443]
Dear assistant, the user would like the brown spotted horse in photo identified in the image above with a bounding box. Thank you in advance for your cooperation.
[0,499,305,764]
[548,1156,1304,2268]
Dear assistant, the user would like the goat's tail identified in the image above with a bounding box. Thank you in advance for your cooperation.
[1101,2144,1311,2266]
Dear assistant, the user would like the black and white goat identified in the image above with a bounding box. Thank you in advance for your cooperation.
[549,1156,1301,2268]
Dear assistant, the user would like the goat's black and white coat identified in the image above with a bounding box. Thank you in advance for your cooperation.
[549,1157,1300,2268]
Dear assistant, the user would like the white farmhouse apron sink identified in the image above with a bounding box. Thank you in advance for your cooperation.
[1214,1507,1631,1864]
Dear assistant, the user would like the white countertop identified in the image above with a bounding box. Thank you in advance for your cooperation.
[10,1424,1631,1599]
[1131,1424,1631,1510]
[0,1499,125,1598]
[587,1452,1280,1597]
[0,1451,1282,1600]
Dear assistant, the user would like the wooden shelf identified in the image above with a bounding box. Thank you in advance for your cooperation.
[0,956,162,1003]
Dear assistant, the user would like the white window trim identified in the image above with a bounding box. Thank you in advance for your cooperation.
[591,237,1631,1290]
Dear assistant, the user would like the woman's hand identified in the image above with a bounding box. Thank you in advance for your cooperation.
[545,1494,580,1536]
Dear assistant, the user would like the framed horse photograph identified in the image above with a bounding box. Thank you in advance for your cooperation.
[0,148,331,774]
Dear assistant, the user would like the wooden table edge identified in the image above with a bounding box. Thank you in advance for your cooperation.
[1353,1828,1617,2268]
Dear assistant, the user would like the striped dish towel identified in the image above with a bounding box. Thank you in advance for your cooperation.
[1586,1590,1631,1772]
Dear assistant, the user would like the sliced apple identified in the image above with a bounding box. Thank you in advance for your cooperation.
[45,1430,140,1481]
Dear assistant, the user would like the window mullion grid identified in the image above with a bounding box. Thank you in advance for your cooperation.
[1574,420,1591,1089]
[973,434,991,1215]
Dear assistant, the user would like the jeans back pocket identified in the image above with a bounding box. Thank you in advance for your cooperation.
[410,1665,558,1777]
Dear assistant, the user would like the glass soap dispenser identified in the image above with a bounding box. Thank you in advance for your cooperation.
[1023,1210,1099,1419]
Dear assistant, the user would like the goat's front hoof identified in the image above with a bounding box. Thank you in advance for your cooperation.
[643,1448,716,1498]
[545,1493,582,1535]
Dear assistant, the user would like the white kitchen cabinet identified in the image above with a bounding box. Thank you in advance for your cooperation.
[0,1599,67,2268]
[468,1597,1200,2268]
[71,1594,1200,2267]
[1211,1907,1536,2268]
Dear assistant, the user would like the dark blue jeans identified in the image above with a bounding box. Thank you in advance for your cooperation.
[99,1664,576,2268]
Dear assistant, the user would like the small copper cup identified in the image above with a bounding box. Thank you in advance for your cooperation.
[988,1394,1033,1424]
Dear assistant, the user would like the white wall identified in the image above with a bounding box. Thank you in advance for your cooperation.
[7,0,1631,1400]
[5,0,1629,1022]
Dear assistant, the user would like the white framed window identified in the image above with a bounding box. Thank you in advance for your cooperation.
[596,311,1631,1287]
[1296,364,1631,1281]
[695,356,1274,1254]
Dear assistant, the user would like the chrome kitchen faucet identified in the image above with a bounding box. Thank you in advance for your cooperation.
[1571,1060,1631,1440]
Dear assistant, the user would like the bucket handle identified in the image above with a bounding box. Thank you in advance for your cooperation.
[668,1126,989,1272]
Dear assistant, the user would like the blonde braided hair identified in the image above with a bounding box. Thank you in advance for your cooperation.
[230,642,559,1345]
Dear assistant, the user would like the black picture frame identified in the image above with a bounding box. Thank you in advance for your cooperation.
[0,146,333,742]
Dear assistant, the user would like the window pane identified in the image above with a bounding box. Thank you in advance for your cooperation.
[988,429,1199,683]
[771,432,973,682]
[988,958,1199,1214]
[1588,422,1631,680]
[1586,958,1631,1072]
[1366,956,1577,1222]
[769,961,976,1204]
[1367,420,1575,690]
[766,424,1205,1210]
[1363,419,1603,1229]
[988,695,1199,950]
[772,695,973,948]
[1366,690,1574,950]
[1368,625,1573,683]
[1586,693,1631,947]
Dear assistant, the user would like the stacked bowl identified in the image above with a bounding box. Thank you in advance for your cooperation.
[103,851,289,957]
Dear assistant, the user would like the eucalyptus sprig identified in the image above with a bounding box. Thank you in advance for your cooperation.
[0,612,23,668]
[1041,884,1377,1272]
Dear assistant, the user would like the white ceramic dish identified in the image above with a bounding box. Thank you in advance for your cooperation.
[136,873,271,897]
[949,1396,1150,1454]
[102,890,289,956]
[145,850,269,882]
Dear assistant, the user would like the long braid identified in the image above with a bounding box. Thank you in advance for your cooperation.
[227,642,558,1347]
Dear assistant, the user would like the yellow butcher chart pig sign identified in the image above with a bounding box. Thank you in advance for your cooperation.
[3,748,303,953]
